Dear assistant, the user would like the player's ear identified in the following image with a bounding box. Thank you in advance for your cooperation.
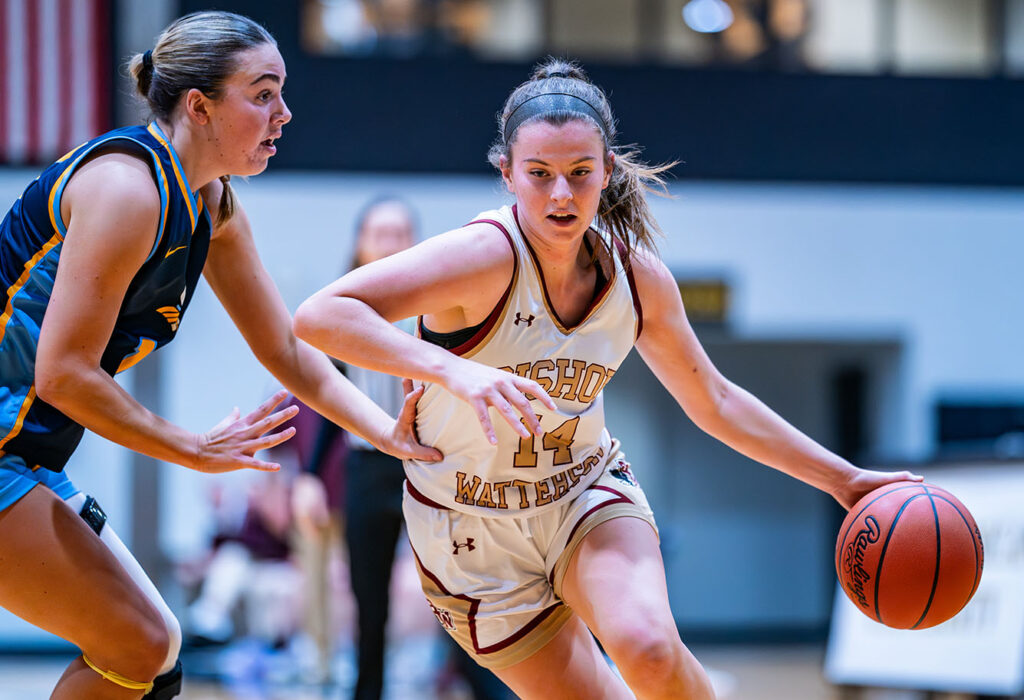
[602,151,615,189]
[184,88,211,126]
[499,155,515,194]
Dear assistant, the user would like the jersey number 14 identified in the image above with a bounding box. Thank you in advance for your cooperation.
[513,416,580,468]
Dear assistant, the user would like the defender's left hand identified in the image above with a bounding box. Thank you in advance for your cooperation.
[376,380,443,462]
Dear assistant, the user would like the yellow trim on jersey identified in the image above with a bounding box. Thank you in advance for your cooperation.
[45,163,75,239]
[82,654,154,692]
[150,155,172,257]
[0,232,63,346]
[147,123,198,232]
[0,387,37,450]
[116,338,158,373]
[55,142,85,164]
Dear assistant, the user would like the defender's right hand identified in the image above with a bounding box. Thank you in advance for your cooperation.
[192,390,299,472]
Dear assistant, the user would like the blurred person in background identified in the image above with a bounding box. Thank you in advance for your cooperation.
[0,10,435,700]
[289,393,350,683]
[295,196,510,699]
[186,467,301,651]
[294,58,923,700]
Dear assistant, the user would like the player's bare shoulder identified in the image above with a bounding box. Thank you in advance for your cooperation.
[416,219,516,292]
[627,244,675,297]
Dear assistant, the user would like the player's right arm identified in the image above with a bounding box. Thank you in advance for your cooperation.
[34,152,294,473]
[294,223,554,444]
[629,248,919,508]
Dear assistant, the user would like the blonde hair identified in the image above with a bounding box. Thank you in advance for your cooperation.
[128,11,275,227]
[488,58,676,262]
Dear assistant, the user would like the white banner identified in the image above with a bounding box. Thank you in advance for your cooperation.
[825,462,1024,694]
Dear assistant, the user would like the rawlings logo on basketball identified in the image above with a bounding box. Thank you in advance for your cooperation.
[427,599,456,631]
[843,515,881,608]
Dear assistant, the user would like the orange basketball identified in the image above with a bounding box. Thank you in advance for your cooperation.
[835,481,984,629]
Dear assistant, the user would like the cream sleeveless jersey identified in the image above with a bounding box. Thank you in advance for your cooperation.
[404,204,643,518]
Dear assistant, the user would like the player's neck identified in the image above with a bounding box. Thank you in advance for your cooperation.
[155,117,220,192]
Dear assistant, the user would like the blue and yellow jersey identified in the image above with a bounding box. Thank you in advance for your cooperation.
[0,122,212,471]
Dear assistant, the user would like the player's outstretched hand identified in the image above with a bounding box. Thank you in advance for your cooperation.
[376,380,443,462]
[442,358,557,445]
[832,467,924,511]
[192,389,299,473]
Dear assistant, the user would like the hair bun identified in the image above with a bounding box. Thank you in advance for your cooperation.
[531,58,588,83]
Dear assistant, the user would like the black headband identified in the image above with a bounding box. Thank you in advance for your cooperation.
[503,92,608,144]
[142,50,153,72]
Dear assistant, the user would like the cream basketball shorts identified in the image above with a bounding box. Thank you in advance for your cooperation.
[402,441,657,669]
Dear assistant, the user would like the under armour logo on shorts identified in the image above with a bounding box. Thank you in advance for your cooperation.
[452,538,475,555]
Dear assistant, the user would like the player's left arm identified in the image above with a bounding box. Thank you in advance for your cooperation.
[199,181,440,462]
[629,249,918,509]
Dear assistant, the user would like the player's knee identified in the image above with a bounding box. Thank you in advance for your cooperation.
[604,621,682,676]
[102,616,173,682]
[610,627,714,700]
[619,633,680,681]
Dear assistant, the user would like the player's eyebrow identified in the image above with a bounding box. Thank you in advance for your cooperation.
[250,73,282,86]
[524,156,596,165]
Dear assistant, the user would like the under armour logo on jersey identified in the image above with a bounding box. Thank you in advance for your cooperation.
[452,538,475,555]
[514,313,535,327]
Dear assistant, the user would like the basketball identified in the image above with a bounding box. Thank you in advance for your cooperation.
[835,481,984,629]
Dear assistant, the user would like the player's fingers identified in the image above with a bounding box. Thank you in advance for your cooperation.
[490,396,531,439]
[899,471,925,482]
[514,377,556,410]
[246,405,300,437]
[249,426,297,452]
[243,459,282,472]
[402,378,415,396]
[503,389,543,436]
[406,442,444,462]
[397,385,424,423]
[471,401,498,445]
[210,405,243,434]
[243,389,291,424]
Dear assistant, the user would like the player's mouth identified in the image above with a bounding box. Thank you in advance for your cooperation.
[547,212,577,226]
[260,134,280,155]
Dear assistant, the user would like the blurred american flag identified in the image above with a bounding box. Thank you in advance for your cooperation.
[0,0,111,165]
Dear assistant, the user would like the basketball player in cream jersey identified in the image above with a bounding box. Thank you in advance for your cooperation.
[295,60,922,700]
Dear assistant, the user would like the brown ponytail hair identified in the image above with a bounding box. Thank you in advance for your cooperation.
[128,11,275,227]
[488,58,676,261]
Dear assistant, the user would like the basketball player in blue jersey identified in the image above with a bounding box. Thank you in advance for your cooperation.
[295,59,924,700]
[0,11,438,700]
